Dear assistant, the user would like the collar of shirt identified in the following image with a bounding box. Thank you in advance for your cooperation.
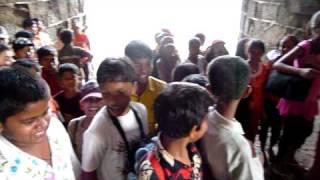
[210,109,245,135]
[155,134,201,169]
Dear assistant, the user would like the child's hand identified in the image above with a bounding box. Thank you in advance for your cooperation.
[298,68,320,79]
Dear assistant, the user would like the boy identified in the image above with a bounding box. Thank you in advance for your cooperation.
[54,63,83,126]
[137,82,213,179]
[81,58,148,180]
[201,55,264,180]
[0,44,13,67]
[185,37,207,74]
[37,46,61,95]
[125,40,166,135]
[68,80,104,161]
[58,29,93,82]
[0,67,79,179]
[12,37,35,60]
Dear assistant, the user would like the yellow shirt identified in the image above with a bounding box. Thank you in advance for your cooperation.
[131,76,166,135]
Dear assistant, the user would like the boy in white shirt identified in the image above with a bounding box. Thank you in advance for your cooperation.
[200,55,264,180]
[81,58,148,180]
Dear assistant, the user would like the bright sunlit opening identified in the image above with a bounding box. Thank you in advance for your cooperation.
[85,0,243,67]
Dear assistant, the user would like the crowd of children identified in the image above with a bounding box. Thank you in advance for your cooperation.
[1,10,320,180]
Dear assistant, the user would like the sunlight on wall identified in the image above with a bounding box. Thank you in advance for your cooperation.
[85,0,243,67]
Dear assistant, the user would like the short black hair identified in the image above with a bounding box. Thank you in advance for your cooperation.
[207,55,250,102]
[59,29,73,44]
[37,46,56,60]
[0,44,9,54]
[172,63,200,82]
[124,40,153,61]
[0,67,49,123]
[189,37,201,48]
[154,82,213,138]
[195,33,205,42]
[235,38,251,59]
[58,63,79,77]
[182,74,208,87]
[22,18,36,29]
[248,39,266,53]
[12,59,41,73]
[96,57,137,85]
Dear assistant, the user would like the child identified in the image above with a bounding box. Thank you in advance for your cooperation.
[274,10,320,164]
[81,58,148,180]
[72,22,90,50]
[58,29,93,81]
[12,37,35,60]
[0,67,79,179]
[205,40,229,63]
[182,74,208,87]
[201,55,264,180]
[68,80,103,161]
[0,44,13,67]
[155,43,180,82]
[54,63,83,126]
[37,46,61,95]
[236,39,270,142]
[137,82,213,179]
[172,63,200,82]
[185,37,207,74]
[125,40,166,135]
[260,35,299,161]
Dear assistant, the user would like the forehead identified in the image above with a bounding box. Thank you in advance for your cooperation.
[7,100,48,121]
[60,71,77,78]
[100,81,134,93]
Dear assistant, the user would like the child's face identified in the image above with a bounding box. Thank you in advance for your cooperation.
[80,97,104,119]
[247,47,264,61]
[100,81,137,117]
[59,72,78,92]
[39,55,55,69]
[280,38,296,55]
[132,58,152,84]
[0,50,13,67]
[0,99,51,145]
[190,115,208,142]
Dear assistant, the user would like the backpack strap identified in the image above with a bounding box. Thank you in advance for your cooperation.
[148,151,165,180]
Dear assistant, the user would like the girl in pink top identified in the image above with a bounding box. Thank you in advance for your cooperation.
[273,10,320,163]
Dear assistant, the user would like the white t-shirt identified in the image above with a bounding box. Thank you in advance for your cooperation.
[0,117,80,180]
[82,102,148,180]
[201,109,264,180]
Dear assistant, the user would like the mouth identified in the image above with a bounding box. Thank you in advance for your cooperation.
[34,131,46,138]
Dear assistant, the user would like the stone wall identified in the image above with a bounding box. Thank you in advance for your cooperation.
[0,0,85,39]
[240,0,320,49]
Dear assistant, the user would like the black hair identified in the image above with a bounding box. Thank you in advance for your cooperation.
[0,44,9,54]
[195,33,205,44]
[58,63,79,77]
[172,63,200,82]
[22,18,35,29]
[207,55,250,102]
[96,57,137,85]
[59,29,73,44]
[37,46,56,60]
[0,67,49,123]
[14,30,34,39]
[12,59,41,73]
[235,38,251,59]
[182,74,208,87]
[248,39,266,53]
[124,40,153,61]
[189,37,201,48]
[154,82,213,138]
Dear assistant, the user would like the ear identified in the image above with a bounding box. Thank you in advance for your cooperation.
[188,125,199,140]
[241,85,252,99]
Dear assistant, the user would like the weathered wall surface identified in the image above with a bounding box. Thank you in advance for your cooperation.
[240,0,320,49]
[0,0,85,38]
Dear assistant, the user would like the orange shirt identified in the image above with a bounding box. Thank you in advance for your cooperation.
[73,33,90,50]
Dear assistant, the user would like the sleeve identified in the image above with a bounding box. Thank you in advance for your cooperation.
[137,159,157,180]
[67,119,77,144]
[81,130,106,172]
[229,143,264,180]
[137,103,149,135]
